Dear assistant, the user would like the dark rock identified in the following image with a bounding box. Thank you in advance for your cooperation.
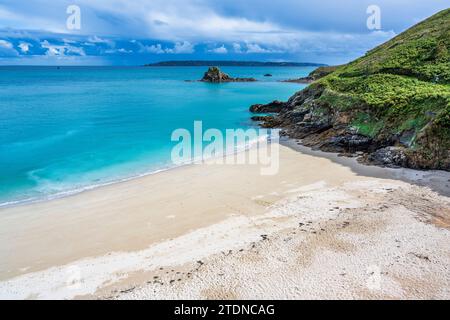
[281,77,314,84]
[261,117,283,128]
[247,65,446,171]
[249,100,286,113]
[251,115,271,122]
[280,66,340,84]
[368,146,409,167]
[200,66,230,82]
[200,66,257,83]
[328,134,373,151]
[249,115,282,128]
[264,74,273,77]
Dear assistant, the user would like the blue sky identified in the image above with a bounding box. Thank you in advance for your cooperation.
[0,0,448,65]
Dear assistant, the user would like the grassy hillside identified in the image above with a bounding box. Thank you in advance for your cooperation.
[337,9,449,83]
[259,9,450,170]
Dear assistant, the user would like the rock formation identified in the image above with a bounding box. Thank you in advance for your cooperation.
[281,66,339,84]
[200,67,257,83]
[249,100,286,113]
[251,9,450,171]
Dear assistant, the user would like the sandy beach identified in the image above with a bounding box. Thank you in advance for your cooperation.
[0,143,449,300]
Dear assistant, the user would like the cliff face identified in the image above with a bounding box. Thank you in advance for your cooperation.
[253,9,450,171]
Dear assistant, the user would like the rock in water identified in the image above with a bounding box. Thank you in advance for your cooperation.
[201,66,232,82]
[200,66,257,82]
[249,100,286,113]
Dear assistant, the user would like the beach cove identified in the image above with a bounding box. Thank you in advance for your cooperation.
[0,66,308,207]
[0,143,449,299]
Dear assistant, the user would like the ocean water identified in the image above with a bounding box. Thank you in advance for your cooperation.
[0,66,311,206]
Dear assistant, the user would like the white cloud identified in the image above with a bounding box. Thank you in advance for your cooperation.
[71,0,286,43]
[87,36,115,47]
[67,46,86,56]
[0,0,400,63]
[18,42,32,53]
[208,45,227,54]
[137,41,195,54]
[104,48,131,54]
[41,40,86,56]
[0,39,18,56]
[164,41,195,54]
[139,43,165,54]
[245,43,274,53]
[0,39,13,49]
[232,43,242,53]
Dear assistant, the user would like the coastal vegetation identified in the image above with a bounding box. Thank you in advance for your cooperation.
[282,65,340,83]
[252,8,450,170]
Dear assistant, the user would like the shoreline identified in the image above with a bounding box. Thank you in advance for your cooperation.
[1,143,357,280]
[0,135,267,210]
[4,135,448,210]
[0,165,177,210]
[0,142,449,299]
[280,138,450,197]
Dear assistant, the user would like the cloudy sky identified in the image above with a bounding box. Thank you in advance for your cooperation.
[0,0,448,65]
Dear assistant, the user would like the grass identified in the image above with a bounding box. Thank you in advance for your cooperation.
[350,113,384,138]
[295,9,450,168]
[338,9,450,84]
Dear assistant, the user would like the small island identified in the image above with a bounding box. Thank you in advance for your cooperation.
[200,66,257,83]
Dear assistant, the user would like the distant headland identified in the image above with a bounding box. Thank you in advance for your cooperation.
[144,60,326,67]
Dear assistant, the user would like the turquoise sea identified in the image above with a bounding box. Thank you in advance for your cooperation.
[0,66,311,206]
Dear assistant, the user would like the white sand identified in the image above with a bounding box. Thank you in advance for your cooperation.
[120,180,450,300]
[0,144,449,300]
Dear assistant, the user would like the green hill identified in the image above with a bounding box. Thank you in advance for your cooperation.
[255,8,450,170]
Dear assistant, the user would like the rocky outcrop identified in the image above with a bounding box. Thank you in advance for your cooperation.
[250,9,450,171]
[328,134,373,152]
[250,115,282,128]
[200,67,257,83]
[250,81,449,170]
[282,78,313,84]
[281,66,339,84]
[249,100,286,113]
[367,147,409,168]
[250,116,270,121]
